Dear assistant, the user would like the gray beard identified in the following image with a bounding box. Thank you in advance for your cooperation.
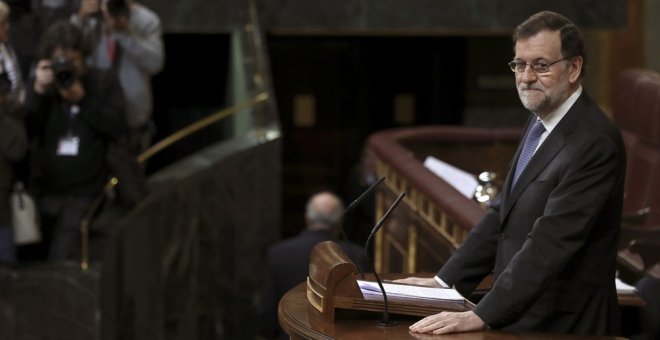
[517,79,569,116]
[519,90,551,114]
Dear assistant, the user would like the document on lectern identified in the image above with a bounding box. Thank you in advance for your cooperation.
[423,156,478,199]
[357,280,465,302]
[615,277,636,294]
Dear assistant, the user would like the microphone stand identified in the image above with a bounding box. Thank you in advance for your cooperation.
[364,192,406,327]
[338,176,385,280]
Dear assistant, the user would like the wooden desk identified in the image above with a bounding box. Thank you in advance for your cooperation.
[279,282,626,340]
[473,274,645,307]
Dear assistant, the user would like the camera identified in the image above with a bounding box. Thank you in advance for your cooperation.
[50,57,77,89]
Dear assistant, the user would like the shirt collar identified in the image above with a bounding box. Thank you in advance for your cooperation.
[538,86,582,133]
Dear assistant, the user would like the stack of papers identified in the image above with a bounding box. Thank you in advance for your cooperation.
[357,280,465,302]
[423,156,478,199]
[615,277,636,294]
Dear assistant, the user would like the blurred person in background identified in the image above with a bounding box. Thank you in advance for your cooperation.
[0,0,25,104]
[0,75,27,264]
[23,20,126,261]
[71,0,163,156]
[258,191,368,339]
[0,54,27,264]
[0,0,28,263]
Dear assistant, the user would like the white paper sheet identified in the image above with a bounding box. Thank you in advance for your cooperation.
[423,156,478,198]
[357,280,464,301]
[615,277,636,294]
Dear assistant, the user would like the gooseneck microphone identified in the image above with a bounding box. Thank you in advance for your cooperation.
[345,176,385,213]
[364,192,406,327]
[338,176,385,279]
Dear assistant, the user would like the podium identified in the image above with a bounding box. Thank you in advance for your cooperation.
[305,241,473,322]
[279,241,626,339]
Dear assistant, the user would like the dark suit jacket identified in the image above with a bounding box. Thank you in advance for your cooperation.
[258,229,368,339]
[438,92,625,335]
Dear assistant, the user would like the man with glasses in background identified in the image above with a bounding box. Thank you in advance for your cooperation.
[398,11,625,336]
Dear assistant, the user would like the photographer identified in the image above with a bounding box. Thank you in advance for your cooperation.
[0,63,27,263]
[24,20,126,261]
[0,0,29,263]
[71,0,164,155]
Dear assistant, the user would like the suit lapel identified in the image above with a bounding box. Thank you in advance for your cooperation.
[501,132,565,221]
[499,93,586,225]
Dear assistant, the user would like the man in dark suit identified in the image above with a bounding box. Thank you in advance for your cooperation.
[400,11,625,336]
[258,191,368,339]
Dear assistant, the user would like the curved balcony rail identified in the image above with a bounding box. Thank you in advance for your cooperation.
[367,126,522,273]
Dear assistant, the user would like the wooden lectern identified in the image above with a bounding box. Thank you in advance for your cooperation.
[306,241,474,322]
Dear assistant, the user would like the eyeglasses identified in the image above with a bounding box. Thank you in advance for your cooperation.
[508,58,567,74]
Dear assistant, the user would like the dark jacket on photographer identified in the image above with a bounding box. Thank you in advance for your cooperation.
[0,100,27,225]
[25,66,126,196]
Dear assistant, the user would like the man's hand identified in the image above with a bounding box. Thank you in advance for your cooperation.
[391,277,440,287]
[409,311,486,335]
[78,0,101,20]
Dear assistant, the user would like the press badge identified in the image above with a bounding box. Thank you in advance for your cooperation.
[57,136,80,156]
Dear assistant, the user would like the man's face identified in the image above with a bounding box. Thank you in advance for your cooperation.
[514,30,571,118]
[102,0,131,31]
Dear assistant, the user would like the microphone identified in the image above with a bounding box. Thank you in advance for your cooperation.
[345,176,385,213]
[338,176,385,279]
[364,192,406,327]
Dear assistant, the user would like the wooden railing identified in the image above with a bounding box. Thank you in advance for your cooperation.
[366,126,521,273]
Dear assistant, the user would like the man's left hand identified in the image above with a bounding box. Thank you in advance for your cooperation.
[409,311,486,335]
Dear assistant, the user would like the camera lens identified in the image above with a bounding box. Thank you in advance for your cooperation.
[51,57,76,89]
[55,70,74,88]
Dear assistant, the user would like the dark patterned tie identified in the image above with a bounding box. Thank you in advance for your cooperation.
[512,119,545,186]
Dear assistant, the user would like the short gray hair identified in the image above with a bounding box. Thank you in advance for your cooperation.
[305,192,344,229]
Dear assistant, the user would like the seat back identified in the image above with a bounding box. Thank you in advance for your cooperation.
[612,70,660,215]
[636,75,660,225]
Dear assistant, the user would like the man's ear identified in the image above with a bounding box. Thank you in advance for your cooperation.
[568,56,583,83]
